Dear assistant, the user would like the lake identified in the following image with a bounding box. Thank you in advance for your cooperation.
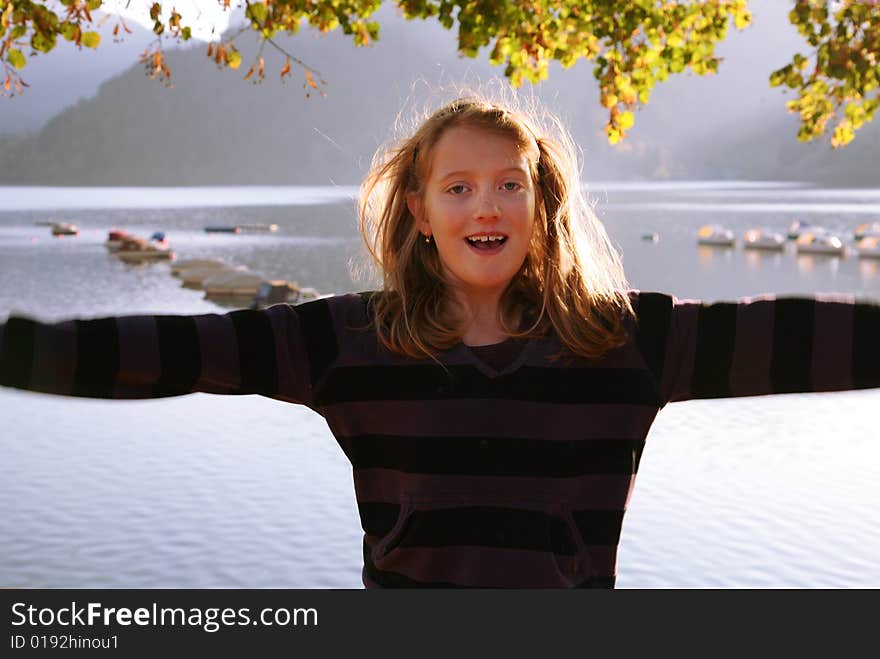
[1,182,878,588]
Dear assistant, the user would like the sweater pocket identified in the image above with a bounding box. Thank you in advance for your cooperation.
[370,494,592,587]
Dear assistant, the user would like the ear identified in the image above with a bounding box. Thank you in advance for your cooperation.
[406,191,430,235]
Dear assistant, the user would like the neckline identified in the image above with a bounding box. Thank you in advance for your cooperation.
[457,335,537,378]
[464,336,518,349]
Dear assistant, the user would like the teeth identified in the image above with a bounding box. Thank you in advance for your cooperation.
[467,235,505,243]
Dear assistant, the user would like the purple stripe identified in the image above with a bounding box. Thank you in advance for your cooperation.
[373,546,612,588]
[324,400,659,441]
[193,313,240,391]
[730,295,775,396]
[662,299,699,402]
[352,469,635,510]
[812,294,855,392]
[31,320,77,395]
[115,316,161,392]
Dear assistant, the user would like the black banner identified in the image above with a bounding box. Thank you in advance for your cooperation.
[0,589,868,654]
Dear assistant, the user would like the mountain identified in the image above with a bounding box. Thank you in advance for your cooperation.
[0,15,159,137]
[0,1,875,186]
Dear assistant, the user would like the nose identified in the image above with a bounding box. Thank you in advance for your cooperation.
[474,191,500,219]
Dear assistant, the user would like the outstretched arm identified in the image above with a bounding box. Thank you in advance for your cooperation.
[634,292,880,405]
[0,304,317,408]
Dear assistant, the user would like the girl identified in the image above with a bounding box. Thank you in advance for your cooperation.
[1,95,878,588]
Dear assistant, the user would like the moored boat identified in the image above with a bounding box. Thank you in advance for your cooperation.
[51,222,78,236]
[743,228,785,251]
[105,229,130,251]
[854,222,880,241]
[787,220,811,240]
[795,230,846,256]
[697,224,735,247]
[115,234,174,262]
[855,236,880,259]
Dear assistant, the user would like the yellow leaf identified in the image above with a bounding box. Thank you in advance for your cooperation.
[81,32,101,49]
[305,69,317,89]
[280,58,291,78]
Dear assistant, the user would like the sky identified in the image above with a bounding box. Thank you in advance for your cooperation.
[100,0,237,42]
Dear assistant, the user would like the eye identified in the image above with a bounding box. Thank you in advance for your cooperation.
[447,184,469,195]
[502,181,523,191]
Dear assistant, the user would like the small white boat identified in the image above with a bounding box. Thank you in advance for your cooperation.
[641,232,660,242]
[51,222,78,236]
[854,222,880,241]
[743,228,785,251]
[855,236,880,259]
[697,224,735,247]
[787,220,811,240]
[795,230,846,256]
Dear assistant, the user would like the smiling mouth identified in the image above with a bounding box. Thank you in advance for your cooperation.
[464,236,508,253]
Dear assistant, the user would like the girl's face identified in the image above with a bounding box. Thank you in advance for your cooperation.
[408,125,538,300]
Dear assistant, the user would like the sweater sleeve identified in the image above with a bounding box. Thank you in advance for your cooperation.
[634,291,880,405]
[0,302,323,409]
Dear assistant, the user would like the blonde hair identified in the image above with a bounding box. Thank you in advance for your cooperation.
[356,88,633,365]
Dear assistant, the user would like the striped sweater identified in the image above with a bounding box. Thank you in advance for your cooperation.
[1,291,878,588]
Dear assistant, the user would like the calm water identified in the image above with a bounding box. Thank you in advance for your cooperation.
[1,182,878,588]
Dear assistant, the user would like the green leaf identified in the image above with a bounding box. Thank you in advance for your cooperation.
[31,31,56,53]
[87,0,102,10]
[181,26,191,40]
[81,31,100,48]
[60,22,77,41]
[7,48,26,70]
[248,2,267,24]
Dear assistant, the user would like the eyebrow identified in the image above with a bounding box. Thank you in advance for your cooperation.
[436,166,529,181]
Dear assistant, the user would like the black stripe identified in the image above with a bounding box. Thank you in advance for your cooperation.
[230,309,278,395]
[362,544,617,589]
[153,315,200,396]
[72,318,119,398]
[383,506,582,554]
[294,298,338,388]
[571,509,626,546]
[635,292,672,390]
[770,298,814,393]
[575,575,615,588]
[316,364,659,406]
[343,436,644,476]
[852,301,880,390]
[0,317,35,389]
[691,302,736,398]
[358,502,401,538]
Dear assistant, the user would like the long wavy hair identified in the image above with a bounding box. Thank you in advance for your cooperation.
[356,91,633,365]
